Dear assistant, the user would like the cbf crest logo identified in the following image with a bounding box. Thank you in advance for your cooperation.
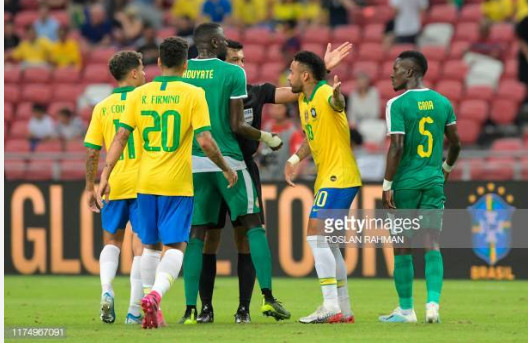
[467,183,515,266]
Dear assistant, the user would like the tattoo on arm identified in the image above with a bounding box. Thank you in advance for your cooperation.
[85,148,100,189]
[296,140,312,161]
[330,94,346,112]
[104,128,130,175]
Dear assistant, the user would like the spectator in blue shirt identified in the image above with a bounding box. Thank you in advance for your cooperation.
[81,4,113,45]
[34,4,59,41]
[202,0,232,23]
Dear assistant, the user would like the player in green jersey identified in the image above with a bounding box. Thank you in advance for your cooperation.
[179,23,290,324]
[379,51,461,324]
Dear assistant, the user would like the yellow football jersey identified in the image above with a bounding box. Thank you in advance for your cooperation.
[298,81,362,193]
[119,76,211,197]
[84,86,141,200]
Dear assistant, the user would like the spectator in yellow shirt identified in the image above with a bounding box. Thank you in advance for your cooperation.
[233,0,268,27]
[300,0,324,27]
[273,0,302,23]
[9,26,51,68]
[172,0,204,21]
[482,0,514,22]
[50,27,82,70]
[516,0,528,22]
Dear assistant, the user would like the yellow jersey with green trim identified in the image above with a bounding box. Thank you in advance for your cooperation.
[119,76,211,196]
[84,86,140,200]
[298,81,362,193]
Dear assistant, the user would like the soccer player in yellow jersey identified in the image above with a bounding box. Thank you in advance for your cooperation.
[284,51,362,324]
[84,51,146,325]
[97,37,237,329]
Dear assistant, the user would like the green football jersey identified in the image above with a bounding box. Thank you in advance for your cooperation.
[182,58,248,161]
[386,88,456,190]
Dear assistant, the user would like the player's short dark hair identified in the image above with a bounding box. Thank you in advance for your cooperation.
[58,108,73,117]
[398,50,428,77]
[193,22,222,44]
[293,50,327,81]
[32,103,47,113]
[227,39,243,50]
[159,36,189,69]
[108,51,143,81]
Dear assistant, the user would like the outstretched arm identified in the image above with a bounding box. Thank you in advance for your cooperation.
[274,42,353,104]
[230,98,283,150]
[284,139,311,187]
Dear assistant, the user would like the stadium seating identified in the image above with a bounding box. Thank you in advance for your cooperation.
[302,27,331,45]
[22,84,53,104]
[5,67,21,83]
[426,4,457,24]
[15,102,34,120]
[491,138,524,152]
[332,25,361,45]
[497,80,527,104]
[464,85,494,101]
[4,1,527,181]
[244,27,273,46]
[8,121,29,140]
[243,44,266,64]
[458,100,489,123]
[24,67,52,83]
[60,160,86,180]
[5,139,31,153]
[457,119,481,144]
[53,67,81,84]
[5,160,27,180]
[442,60,469,82]
[26,160,55,181]
[490,99,518,124]
[436,80,463,102]
[35,141,63,153]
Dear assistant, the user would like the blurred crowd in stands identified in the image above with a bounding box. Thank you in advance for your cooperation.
[4,0,528,181]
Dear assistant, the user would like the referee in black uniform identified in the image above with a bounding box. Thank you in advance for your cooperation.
[196,39,353,323]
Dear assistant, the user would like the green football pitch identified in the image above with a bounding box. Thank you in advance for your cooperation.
[4,276,528,342]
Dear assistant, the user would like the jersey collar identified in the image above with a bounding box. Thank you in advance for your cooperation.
[153,76,183,82]
[303,80,327,103]
[112,86,135,94]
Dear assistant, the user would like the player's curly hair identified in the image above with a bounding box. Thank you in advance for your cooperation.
[398,51,428,77]
[293,51,327,81]
[108,51,143,81]
[159,36,189,69]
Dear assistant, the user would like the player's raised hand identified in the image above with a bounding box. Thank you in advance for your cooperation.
[87,189,101,213]
[284,161,298,187]
[324,42,353,71]
[382,190,396,209]
[223,168,238,189]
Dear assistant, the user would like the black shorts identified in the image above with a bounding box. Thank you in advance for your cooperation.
[214,158,265,228]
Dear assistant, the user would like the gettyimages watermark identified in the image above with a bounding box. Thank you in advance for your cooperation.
[314,209,528,249]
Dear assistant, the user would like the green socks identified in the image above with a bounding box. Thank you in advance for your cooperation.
[183,237,204,306]
[394,254,414,310]
[247,227,272,291]
[425,250,443,304]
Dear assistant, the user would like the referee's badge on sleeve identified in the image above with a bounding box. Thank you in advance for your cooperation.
[244,108,254,124]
